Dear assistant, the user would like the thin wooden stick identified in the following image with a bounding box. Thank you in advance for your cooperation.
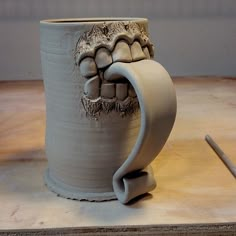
[205,135,236,179]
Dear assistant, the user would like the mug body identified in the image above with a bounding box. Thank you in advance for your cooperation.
[40,18,152,201]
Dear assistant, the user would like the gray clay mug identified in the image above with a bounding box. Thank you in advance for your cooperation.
[40,18,176,204]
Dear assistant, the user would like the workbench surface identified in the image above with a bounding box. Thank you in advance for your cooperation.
[0,78,235,234]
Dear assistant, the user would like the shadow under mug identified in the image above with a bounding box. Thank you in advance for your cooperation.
[40,18,176,204]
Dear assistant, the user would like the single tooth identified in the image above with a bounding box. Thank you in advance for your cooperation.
[128,84,137,98]
[79,57,97,78]
[143,46,151,59]
[112,40,132,63]
[95,47,112,69]
[101,83,115,99]
[130,41,146,61]
[84,75,100,99]
[116,83,128,101]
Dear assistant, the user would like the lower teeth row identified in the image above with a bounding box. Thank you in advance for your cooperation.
[84,75,136,101]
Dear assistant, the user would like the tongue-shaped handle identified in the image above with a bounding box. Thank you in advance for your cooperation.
[105,59,177,204]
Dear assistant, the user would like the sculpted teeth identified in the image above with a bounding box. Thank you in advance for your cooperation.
[80,40,151,80]
[130,41,146,61]
[95,47,112,69]
[79,57,97,78]
[81,39,152,107]
[101,83,116,99]
[143,46,151,59]
[84,75,100,99]
[116,83,128,101]
[112,40,132,63]
[79,40,152,79]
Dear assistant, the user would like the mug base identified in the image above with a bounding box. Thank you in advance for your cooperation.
[44,168,117,202]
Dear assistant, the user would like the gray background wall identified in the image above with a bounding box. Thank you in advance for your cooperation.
[0,0,236,80]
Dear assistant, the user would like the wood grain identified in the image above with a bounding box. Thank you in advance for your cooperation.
[0,81,45,161]
[0,78,235,234]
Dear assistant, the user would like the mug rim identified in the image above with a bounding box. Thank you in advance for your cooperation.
[40,17,147,25]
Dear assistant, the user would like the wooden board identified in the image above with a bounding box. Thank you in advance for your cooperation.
[0,78,236,235]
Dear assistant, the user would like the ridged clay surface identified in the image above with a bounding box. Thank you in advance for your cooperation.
[40,18,176,204]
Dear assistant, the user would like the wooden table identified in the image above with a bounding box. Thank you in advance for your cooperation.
[0,78,236,235]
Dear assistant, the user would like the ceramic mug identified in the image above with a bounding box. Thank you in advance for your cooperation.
[40,18,176,204]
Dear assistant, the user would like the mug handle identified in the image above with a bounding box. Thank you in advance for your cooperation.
[105,60,177,203]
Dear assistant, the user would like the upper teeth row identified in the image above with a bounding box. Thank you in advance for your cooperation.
[79,40,151,79]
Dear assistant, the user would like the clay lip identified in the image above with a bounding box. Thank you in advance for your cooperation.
[40,17,148,25]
